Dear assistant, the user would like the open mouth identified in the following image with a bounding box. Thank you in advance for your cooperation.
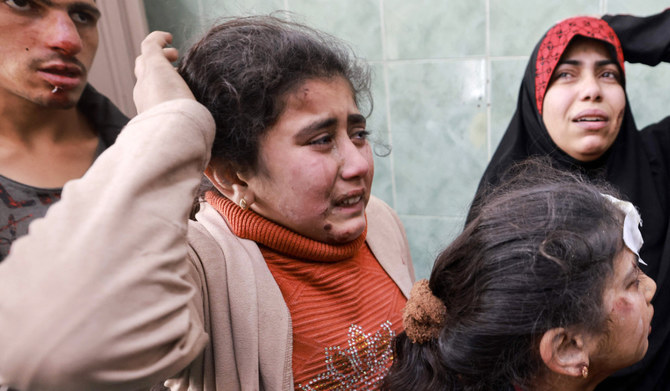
[571,113,610,130]
[38,63,84,90]
[40,63,83,77]
[574,117,605,122]
[336,195,362,207]
[572,109,609,124]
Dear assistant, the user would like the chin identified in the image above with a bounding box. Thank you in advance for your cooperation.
[574,150,606,162]
[35,93,79,109]
[329,223,366,243]
[619,347,649,370]
[46,100,78,110]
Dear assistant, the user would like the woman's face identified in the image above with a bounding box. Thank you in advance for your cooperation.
[593,248,656,371]
[241,76,374,244]
[542,39,626,162]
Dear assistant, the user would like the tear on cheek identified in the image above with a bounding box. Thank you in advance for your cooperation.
[324,224,332,231]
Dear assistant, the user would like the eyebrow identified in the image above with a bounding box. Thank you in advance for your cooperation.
[296,114,366,138]
[349,113,367,125]
[36,0,101,19]
[557,59,618,68]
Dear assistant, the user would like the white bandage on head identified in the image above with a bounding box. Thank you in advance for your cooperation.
[602,193,646,265]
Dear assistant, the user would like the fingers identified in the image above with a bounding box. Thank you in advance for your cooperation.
[135,31,178,81]
[133,30,195,114]
[163,47,179,63]
[141,31,173,54]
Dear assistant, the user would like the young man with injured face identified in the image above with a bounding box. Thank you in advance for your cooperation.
[0,0,127,260]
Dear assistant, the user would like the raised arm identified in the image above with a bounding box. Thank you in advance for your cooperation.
[603,9,670,66]
[0,32,213,391]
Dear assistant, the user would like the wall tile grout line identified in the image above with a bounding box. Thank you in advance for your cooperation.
[378,0,398,209]
[485,0,492,160]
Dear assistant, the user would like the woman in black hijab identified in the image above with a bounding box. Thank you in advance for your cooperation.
[466,11,670,391]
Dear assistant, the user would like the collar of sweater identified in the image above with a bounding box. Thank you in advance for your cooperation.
[205,191,367,262]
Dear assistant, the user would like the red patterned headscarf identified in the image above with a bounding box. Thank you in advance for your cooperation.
[534,16,625,114]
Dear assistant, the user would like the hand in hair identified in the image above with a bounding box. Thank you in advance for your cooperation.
[133,31,195,114]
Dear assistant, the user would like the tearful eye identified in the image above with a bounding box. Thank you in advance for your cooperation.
[309,135,333,146]
[4,0,31,11]
[352,130,369,139]
[551,69,575,82]
[71,11,93,24]
[351,130,370,145]
[601,70,621,82]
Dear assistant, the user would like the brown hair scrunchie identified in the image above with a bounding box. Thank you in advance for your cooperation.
[402,279,447,343]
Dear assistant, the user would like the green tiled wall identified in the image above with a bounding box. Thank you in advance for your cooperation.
[143,0,670,279]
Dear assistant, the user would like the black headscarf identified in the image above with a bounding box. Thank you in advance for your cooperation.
[467,13,670,391]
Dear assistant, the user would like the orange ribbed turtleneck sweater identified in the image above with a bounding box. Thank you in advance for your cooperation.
[206,192,406,390]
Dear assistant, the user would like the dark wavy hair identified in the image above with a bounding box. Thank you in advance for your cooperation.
[177,15,371,175]
[383,158,625,391]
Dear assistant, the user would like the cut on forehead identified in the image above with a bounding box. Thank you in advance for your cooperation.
[285,75,354,101]
[273,75,357,120]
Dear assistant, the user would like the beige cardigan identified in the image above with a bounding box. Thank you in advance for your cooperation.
[0,100,414,391]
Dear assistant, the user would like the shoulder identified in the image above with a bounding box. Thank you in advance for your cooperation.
[366,195,415,293]
[366,195,399,223]
[640,116,670,140]
[187,219,223,258]
[184,218,264,301]
[366,196,406,240]
[640,117,670,166]
[186,204,265,269]
[186,218,257,264]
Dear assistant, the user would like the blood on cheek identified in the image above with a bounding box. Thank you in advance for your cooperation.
[613,297,632,313]
[613,296,646,333]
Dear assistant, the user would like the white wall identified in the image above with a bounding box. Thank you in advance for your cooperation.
[88,0,149,118]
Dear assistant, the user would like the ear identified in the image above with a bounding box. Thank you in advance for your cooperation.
[539,327,590,378]
[205,159,255,207]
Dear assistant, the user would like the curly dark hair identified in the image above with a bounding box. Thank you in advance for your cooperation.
[383,158,625,391]
[177,15,371,175]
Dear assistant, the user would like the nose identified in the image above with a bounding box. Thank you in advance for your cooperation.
[579,74,603,102]
[338,137,371,180]
[643,274,657,303]
[44,12,83,56]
